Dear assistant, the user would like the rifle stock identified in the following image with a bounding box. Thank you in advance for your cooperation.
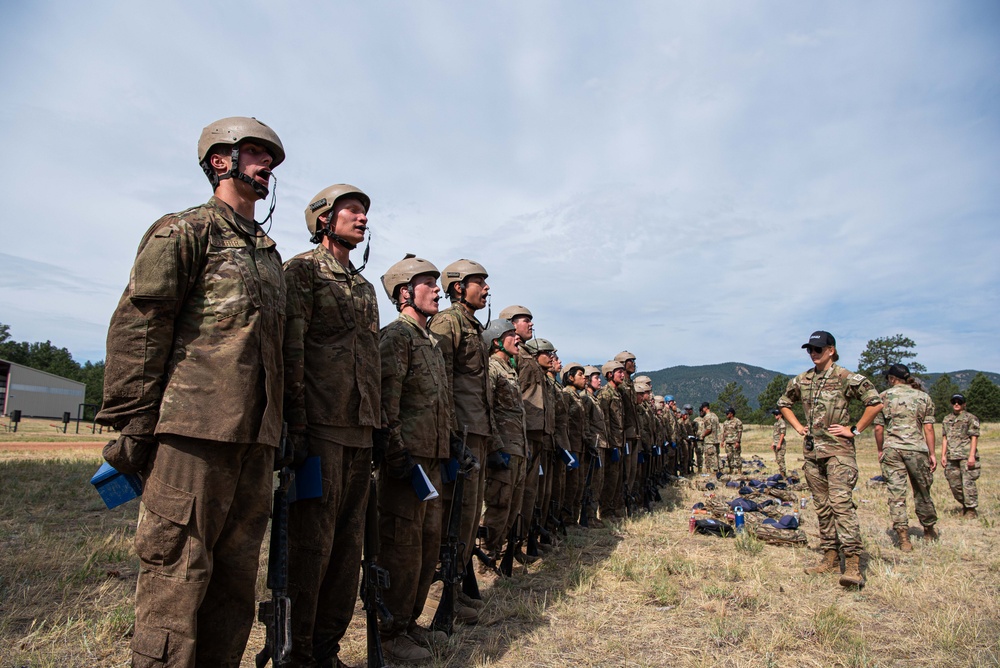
[256,425,293,668]
[360,473,391,668]
[432,425,469,636]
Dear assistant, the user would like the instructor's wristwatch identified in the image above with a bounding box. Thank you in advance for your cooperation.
[850,425,861,437]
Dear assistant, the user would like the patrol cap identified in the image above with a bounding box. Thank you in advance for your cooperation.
[441,259,488,294]
[885,363,910,380]
[601,360,625,377]
[198,116,285,167]
[523,338,555,355]
[951,393,967,405]
[614,350,637,363]
[499,305,532,321]
[802,331,836,349]
[726,406,735,415]
[664,395,674,402]
[683,404,693,411]
[699,401,711,410]
[482,319,516,349]
[561,362,585,382]
[770,408,781,416]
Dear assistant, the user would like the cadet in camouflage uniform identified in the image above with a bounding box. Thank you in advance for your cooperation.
[941,393,981,519]
[482,319,528,561]
[561,362,590,526]
[778,331,882,588]
[97,117,285,667]
[581,366,608,527]
[283,183,381,666]
[722,407,744,475]
[543,354,571,534]
[692,412,706,473]
[376,256,452,663]
[873,364,938,551]
[598,360,626,519]
[429,259,494,619]
[770,409,787,477]
[699,403,721,473]
[518,337,557,554]
[615,351,641,512]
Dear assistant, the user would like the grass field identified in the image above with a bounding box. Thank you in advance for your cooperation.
[2,423,997,667]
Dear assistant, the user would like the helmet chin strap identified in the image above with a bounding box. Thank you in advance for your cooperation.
[311,225,371,276]
[404,281,435,318]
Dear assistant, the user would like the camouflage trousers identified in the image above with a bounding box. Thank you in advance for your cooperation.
[540,447,566,530]
[287,442,371,667]
[441,432,488,568]
[691,441,703,472]
[773,444,787,476]
[563,449,585,524]
[625,439,640,491]
[944,458,981,510]
[580,450,606,524]
[703,443,721,473]
[131,436,273,668]
[482,453,527,553]
[599,448,623,518]
[803,455,862,557]
[880,448,937,529]
[725,443,742,474]
[520,436,545,529]
[378,454,444,638]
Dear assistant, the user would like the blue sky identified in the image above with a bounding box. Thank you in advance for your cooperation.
[1,1,998,376]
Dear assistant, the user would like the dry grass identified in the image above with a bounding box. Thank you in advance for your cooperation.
[0,416,109,445]
[3,424,999,667]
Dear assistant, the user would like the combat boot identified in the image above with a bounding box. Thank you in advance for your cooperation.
[407,624,448,647]
[804,549,840,575]
[839,555,864,587]
[896,527,913,552]
[923,525,939,541]
[963,508,978,519]
[383,634,432,664]
[458,590,485,610]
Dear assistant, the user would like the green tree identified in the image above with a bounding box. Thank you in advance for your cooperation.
[928,373,961,422]
[857,334,927,392]
[966,372,1000,420]
[713,382,752,421]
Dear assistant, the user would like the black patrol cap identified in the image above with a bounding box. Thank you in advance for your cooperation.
[951,393,967,405]
[725,406,735,415]
[770,408,781,416]
[802,331,836,349]
[699,401,711,410]
[885,364,910,380]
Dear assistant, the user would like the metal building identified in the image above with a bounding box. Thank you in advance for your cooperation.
[0,359,86,419]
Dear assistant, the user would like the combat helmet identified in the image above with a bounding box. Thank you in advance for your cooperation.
[198,117,284,198]
[499,305,532,321]
[584,365,601,378]
[381,254,440,313]
[441,259,489,295]
[522,338,555,356]
[561,361,585,384]
[614,350,636,363]
[305,184,371,244]
[634,376,652,393]
[482,319,517,350]
[602,360,625,378]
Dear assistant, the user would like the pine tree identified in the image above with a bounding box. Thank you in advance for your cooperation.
[966,372,1000,420]
[928,373,961,422]
[857,334,926,392]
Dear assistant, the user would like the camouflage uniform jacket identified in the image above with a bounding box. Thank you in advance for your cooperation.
[772,418,786,447]
[549,376,571,453]
[517,349,554,437]
[562,385,587,453]
[663,409,679,445]
[638,402,655,451]
[598,384,625,451]
[98,197,284,446]
[582,390,608,450]
[620,376,639,440]
[700,411,721,445]
[283,244,380,441]
[379,314,451,460]
[777,363,881,460]
[873,385,934,453]
[722,417,743,445]
[693,416,705,440]
[429,303,493,439]
[488,354,527,457]
[942,410,980,460]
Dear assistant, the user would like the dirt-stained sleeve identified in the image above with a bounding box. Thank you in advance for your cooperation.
[97,217,205,433]
[379,323,409,455]
[282,257,314,432]
[428,311,458,432]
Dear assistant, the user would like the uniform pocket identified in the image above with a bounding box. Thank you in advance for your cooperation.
[131,626,169,660]
[204,246,257,321]
[135,477,194,573]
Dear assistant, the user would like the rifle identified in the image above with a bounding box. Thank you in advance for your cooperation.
[499,513,524,577]
[579,450,597,527]
[432,425,469,636]
[256,425,294,668]
[360,473,392,668]
[472,527,502,577]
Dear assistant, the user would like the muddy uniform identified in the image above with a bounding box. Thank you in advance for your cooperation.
[282,244,380,665]
[701,411,721,473]
[942,410,981,511]
[873,384,937,530]
[620,378,640,505]
[542,376,571,529]
[483,353,528,554]
[429,303,495,568]
[517,349,554,534]
[562,385,588,525]
[722,416,744,474]
[772,417,788,477]
[580,389,608,524]
[97,198,285,667]
[778,364,880,558]
[693,416,706,472]
[597,384,625,518]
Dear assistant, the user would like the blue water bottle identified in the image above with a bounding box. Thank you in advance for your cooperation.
[734,506,745,533]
